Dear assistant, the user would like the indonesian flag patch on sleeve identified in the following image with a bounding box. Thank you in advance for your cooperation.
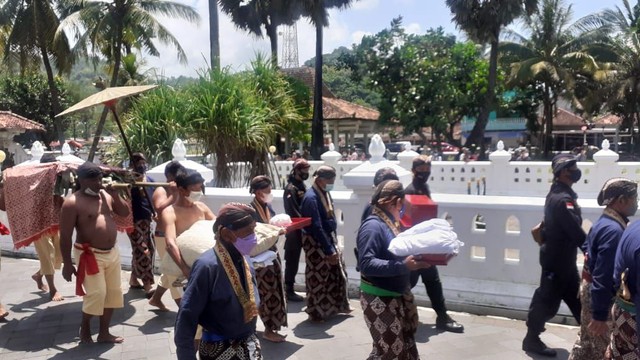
[565,201,575,210]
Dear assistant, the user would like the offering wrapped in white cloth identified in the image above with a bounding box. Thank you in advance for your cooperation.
[160,220,284,276]
[269,214,292,227]
[161,220,216,277]
[388,218,464,257]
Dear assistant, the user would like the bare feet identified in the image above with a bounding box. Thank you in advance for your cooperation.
[49,291,64,302]
[32,272,49,292]
[263,330,287,343]
[0,307,8,321]
[79,327,93,344]
[97,333,124,344]
[148,298,169,312]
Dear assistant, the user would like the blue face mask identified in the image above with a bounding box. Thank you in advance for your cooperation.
[233,233,257,256]
[324,184,334,192]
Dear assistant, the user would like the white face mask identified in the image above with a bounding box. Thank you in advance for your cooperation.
[262,193,274,204]
[84,188,100,197]
[188,191,203,203]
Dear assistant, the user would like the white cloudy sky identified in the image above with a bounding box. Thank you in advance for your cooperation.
[148,0,623,78]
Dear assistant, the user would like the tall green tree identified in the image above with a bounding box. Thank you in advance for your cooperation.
[219,0,302,64]
[500,0,604,157]
[300,0,354,159]
[59,0,200,160]
[446,0,537,157]
[0,0,74,145]
[347,20,490,145]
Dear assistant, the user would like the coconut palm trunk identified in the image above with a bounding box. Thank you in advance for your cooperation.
[310,24,324,159]
[209,0,220,70]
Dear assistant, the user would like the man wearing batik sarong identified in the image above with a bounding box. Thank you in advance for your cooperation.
[127,153,155,297]
[569,178,637,360]
[300,165,351,322]
[609,207,640,359]
[357,180,431,360]
[175,203,262,360]
[249,175,287,343]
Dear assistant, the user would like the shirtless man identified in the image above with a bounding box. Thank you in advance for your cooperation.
[148,161,185,311]
[60,162,130,344]
[161,169,215,279]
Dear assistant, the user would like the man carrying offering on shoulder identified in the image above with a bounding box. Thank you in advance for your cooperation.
[59,161,130,344]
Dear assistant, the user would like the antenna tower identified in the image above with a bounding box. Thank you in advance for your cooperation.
[280,23,299,68]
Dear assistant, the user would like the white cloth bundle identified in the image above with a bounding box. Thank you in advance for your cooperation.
[270,214,292,227]
[160,220,216,277]
[251,250,277,268]
[388,218,464,257]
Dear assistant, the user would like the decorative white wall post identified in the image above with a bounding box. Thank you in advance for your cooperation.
[487,140,511,196]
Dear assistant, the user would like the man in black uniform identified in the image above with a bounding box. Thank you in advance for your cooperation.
[522,154,586,357]
[405,155,464,333]
[282,159,311,302]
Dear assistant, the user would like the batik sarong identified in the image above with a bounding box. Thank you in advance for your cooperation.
[128,219,155,286]
[360,291,419,360]
[302,234,349,321]
[199,333,263,360]
[255,252,287,331]
[569,278,610,360]
[607,299,639,360]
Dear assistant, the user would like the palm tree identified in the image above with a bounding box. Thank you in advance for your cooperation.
[219,0,302,64]
[446,0,537,157]
[59,0,200,161]
[209,0,220,70]
[0,0,73,145]
[500,0,605,157]
[300,0,354,159]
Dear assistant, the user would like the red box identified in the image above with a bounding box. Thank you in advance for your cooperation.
[285,217,312,233]
[416,253,455,266]
[400,194,438,228]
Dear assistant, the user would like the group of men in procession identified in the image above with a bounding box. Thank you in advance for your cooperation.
[2,148,640,359]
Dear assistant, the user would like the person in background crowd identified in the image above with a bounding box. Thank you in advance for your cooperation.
[127,153,155,298]
[149,161,186,311]
[361,167,399,222]
[249,175,288,343]
[523,154,585,357]
[405,155,464,334]
[357,180,431,360]
[300,165,351,322]
[283,159,311,302]
[569,178,637,360]
[174,203,262,360]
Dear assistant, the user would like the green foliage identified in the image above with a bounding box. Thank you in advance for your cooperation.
[0,73,75,146]
[346,18,491,144]
[114,85,192,166]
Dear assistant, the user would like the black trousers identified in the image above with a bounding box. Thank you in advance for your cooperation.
[526,268,581,335]
[410,266,447,317]
[284,229,303,288]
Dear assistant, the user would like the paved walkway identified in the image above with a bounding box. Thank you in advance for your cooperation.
[0,257,578,360]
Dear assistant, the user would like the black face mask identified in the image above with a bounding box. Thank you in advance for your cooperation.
[135,165,147,174]
[415,171,430,182]
[569,169,582,183]
[298,172,309,181]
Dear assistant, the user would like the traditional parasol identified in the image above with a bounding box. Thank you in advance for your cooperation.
[56,84,159,213]
[56,84,158,162]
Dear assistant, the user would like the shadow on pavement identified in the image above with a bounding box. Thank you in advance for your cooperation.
[259,331,304,359]
[48,342,116,360]
[524,348,569,360]
[291,313,353,340]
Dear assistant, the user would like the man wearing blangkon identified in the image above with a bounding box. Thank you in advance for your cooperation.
[59,161,130,344]
[523,154,586,357]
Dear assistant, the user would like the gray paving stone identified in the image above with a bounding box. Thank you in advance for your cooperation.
[0,256,580,359]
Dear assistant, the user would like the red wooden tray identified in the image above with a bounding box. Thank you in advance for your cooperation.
[415,253,455,266]
[285,217,312,233]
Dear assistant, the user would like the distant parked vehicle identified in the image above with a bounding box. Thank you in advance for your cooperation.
[429,141,460,153]
[385,141,412,160]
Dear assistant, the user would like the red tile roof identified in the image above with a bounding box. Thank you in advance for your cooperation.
[322,97,379,121]
[0,111,45,131]
[593,114,622,127]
